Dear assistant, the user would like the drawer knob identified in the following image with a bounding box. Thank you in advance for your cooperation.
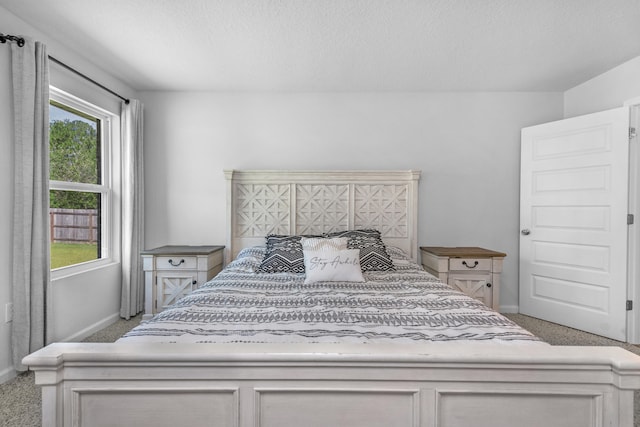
[462,260,479,269]
[168,258,185,267]
[486,283,492,288]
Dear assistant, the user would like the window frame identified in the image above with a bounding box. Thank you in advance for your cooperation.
[49,86,118,277]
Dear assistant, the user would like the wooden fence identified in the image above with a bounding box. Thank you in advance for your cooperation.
[50,209,98,244]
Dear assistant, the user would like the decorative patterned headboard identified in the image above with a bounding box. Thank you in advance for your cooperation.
[224,170,421,263]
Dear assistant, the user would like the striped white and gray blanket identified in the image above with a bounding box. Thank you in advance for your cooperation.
[119,246,540,344]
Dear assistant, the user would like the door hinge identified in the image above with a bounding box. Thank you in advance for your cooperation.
[630,127,637,141]
[627,300,633,311]
[628,214,635,225]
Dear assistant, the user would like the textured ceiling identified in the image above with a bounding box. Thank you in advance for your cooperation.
[2,0,640,92]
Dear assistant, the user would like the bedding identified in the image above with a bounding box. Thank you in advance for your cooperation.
[300,236,349,251]
[119,245,541,345]
[256,234,315,273]
[326,229,395,271]
[256,229,395,274]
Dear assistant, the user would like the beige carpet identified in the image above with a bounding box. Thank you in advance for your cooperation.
[0,313,638,426]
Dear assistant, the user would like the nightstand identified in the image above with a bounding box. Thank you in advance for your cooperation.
[141,245,225,319]
[420,246,506,310]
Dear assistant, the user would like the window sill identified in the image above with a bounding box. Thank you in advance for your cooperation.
[51,258,120,281]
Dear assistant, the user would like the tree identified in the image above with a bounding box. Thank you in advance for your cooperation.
[49,119,99,209]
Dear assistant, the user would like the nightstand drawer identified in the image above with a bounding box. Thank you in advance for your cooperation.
[156,256,198,270]
[450,258,491,271]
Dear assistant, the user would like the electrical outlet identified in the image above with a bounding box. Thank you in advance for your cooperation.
[5,303,13,323]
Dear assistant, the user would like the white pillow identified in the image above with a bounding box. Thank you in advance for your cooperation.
[300,236,349,251]
[303,248,365,284]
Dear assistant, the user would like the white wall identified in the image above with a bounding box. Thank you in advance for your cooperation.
[564,56,640,118]
[140,91,564,312]
[0,5,136,382]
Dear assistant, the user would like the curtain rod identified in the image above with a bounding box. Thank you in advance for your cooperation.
[1,32,130,105]
[47,56,130,104]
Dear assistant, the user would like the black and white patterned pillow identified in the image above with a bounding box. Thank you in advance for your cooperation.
[257,234,320,273]
[324,229,395,271]
[385,245,409,260]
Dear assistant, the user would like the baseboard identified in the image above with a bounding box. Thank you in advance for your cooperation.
[499,305,519,314]
[0,365,16,385]
[0,313,121,384]
[61,312,120,343]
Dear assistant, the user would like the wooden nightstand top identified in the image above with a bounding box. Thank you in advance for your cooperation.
[420,246,506,258]
[141,245,225,256]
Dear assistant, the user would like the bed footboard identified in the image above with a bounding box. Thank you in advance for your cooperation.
[24,342,640,427]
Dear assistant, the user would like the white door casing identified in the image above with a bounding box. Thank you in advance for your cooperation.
[625,101,640,344]
[520,107,630,341]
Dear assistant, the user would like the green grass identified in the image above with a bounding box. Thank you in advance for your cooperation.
[51,242,98,269]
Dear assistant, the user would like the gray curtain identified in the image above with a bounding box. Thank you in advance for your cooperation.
[120,99,145,319]
[11,39,50,371]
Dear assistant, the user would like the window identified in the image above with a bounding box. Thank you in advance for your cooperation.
[49,88,114,271]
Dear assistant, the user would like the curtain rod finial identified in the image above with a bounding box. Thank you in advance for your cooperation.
[0,33,25,47]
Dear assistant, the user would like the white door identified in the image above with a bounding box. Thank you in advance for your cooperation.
[520,107,630,341]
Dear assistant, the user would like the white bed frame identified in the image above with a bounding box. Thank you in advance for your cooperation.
[24,170,640,427]
[224,169,421,263]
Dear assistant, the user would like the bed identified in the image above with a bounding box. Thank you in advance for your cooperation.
[24,170,640,427]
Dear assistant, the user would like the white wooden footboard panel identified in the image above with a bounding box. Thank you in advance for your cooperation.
[70,387,239,426]
[255,388,420,427]
[24,342,640,427]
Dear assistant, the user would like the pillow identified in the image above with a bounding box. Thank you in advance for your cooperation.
[385,245,410,260]
[257,235,305,273]
[303,249,365,284]
[383,245,411,267]
[300,236,348,251]
[225,246,265,273]
[256,234,320,273]
[324,229,395,271]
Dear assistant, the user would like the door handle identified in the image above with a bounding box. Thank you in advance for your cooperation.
[521,229,531,235]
